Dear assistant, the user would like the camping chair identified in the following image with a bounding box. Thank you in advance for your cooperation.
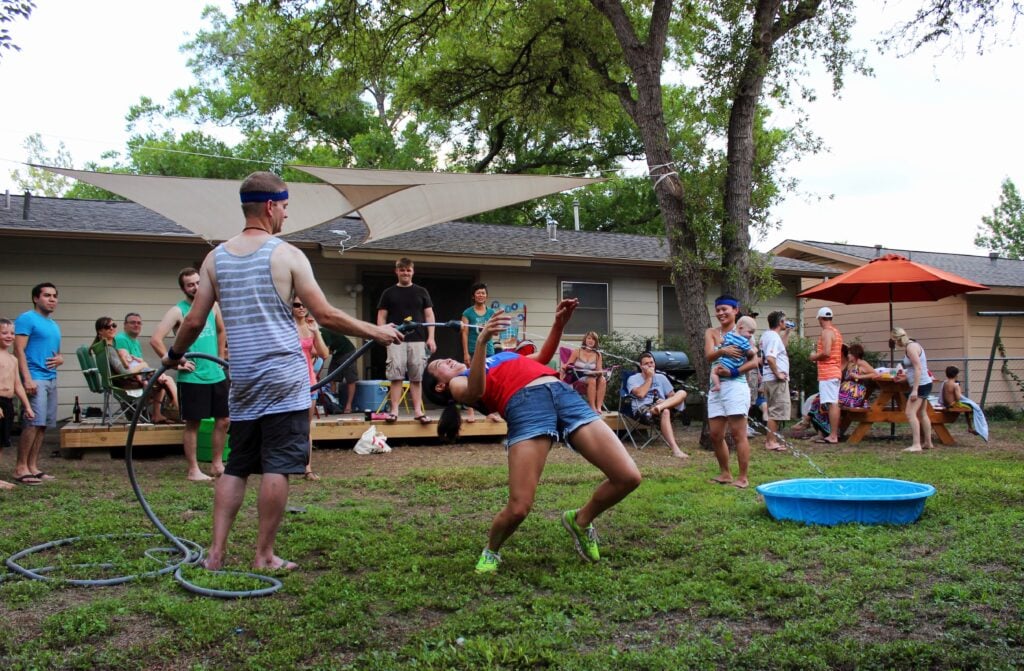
[76,344,105,399]
[89,341,152,426]
[616,368,670,451]
[559,346,617,411]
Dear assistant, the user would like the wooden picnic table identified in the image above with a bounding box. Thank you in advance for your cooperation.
[841,376,965,446]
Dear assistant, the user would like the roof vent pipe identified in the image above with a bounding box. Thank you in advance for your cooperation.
[874,244,883,256]
[4,190,9,210]
[573,199,580,231]
[22,192,31,220]
[989,251,999,260]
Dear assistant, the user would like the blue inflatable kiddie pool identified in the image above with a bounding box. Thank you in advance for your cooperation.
[756,478,936,526]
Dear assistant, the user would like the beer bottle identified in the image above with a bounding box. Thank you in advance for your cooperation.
[73,396,82,423]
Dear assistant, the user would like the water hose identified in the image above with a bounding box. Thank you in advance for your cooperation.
[4,320,448,597]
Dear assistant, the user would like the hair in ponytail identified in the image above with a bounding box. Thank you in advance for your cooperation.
[437,402,463,443]
[423,369,463,443]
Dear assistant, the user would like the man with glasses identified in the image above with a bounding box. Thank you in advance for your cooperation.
[151,268,229,480]
[115,312,178,424]
[12,282,62,485]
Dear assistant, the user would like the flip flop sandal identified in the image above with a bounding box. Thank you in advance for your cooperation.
[32,472,56,480]
[414,415,432,425]
[14,474,43,486]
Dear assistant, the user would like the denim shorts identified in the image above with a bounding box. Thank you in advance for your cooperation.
[908,382,933,399]
[503,380,600,449]
[27,378,59,428]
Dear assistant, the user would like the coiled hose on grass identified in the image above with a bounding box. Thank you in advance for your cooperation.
[5,337,378,598]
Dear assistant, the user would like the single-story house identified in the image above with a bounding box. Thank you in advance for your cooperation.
[0,193,835,417]
[773,240,1024,408]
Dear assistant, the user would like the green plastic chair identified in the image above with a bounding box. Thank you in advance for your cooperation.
[89,341,151,426]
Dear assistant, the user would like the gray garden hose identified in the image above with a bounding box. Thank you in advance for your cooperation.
[4,321,432,597]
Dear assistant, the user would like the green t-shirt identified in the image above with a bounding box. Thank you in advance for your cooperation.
[113,332,143,359]
[320,328,355,356]
[176,300,226,384]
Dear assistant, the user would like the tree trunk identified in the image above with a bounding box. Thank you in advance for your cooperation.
[721,0,824,306]
[591,0,714,442]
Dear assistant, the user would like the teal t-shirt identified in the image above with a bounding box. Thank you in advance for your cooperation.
[13,310,61,381]
[113,332,143,359]
[177,300,226,384]
[462,305,496,357]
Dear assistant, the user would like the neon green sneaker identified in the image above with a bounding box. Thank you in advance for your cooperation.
[562,509,600,562]
[475,548,502,574]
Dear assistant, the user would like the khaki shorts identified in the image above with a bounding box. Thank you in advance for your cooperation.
[386,341,429,382]
[763,379,791,421]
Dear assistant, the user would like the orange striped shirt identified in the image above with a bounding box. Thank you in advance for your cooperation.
[816,325,843,381]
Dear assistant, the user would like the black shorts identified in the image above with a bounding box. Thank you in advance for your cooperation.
[179,380,229,421]
[328,355,359,384]
[225,409,310,477]
[0,396,13,448]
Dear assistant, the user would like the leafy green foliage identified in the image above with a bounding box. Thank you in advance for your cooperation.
[7,133,75,197]
[975,177,1024,260]
[0,0,33,57]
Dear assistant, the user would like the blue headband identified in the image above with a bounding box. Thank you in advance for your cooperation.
[715,298,739,308]
[239,190,289,203]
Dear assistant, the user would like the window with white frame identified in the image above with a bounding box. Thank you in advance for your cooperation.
[560,281,608,335]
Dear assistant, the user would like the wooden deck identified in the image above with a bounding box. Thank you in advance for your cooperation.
[60,413,626,449]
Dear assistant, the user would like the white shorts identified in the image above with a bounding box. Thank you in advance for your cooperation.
[819,378,840,405]
[707,378,749,419]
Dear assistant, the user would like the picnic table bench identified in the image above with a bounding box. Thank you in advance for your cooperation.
[840,377,968,445]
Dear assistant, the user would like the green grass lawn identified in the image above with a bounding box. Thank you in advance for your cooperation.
[2,421,1023,670]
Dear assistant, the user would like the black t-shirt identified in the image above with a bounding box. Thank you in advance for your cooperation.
[377,284,433,342]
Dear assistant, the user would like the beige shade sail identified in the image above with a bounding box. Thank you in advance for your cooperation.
[292,165,603,242]
[40,165,602,243]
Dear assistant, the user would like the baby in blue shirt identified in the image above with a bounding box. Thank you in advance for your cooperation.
[710,316,757,392]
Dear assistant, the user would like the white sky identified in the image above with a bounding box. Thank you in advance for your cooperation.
[0,1,1019,256]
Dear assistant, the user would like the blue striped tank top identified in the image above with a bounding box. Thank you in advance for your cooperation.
[214,237,310,420]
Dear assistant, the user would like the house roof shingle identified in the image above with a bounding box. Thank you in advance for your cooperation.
[0,193,831,275]
[775,240,1024,289]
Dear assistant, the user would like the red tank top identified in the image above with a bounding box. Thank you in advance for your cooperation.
[459,352,556,415]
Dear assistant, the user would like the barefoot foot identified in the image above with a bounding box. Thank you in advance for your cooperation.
[188,470,213,482]
[253,555,298,571]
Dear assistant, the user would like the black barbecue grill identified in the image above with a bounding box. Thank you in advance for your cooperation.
[648,350,694,382]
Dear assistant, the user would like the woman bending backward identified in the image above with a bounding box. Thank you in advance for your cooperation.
[425,299,641,574]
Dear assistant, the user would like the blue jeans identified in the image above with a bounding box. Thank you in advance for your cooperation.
[503,380,600,449]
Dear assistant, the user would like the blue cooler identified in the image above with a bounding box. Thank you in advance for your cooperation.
[352,380,388,412]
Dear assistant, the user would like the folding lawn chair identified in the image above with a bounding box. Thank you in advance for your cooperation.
[616,369,670,451]
[89,341,152,426]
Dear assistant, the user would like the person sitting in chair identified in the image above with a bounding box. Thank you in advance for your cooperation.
[115,312,178,423]
[562,331,609,413]
[626,352,689,459]
[93,317,176,422]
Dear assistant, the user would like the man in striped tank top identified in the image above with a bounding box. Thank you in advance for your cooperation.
[162,171,403,572]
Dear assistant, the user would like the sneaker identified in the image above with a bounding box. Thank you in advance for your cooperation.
[475,548,501,574]
[561,509,600,562]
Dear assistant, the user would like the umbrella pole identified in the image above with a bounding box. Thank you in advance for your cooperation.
[889,290,897,441]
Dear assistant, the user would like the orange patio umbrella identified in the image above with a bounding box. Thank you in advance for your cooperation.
[798,253,989,306]
[799,253,989,363]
